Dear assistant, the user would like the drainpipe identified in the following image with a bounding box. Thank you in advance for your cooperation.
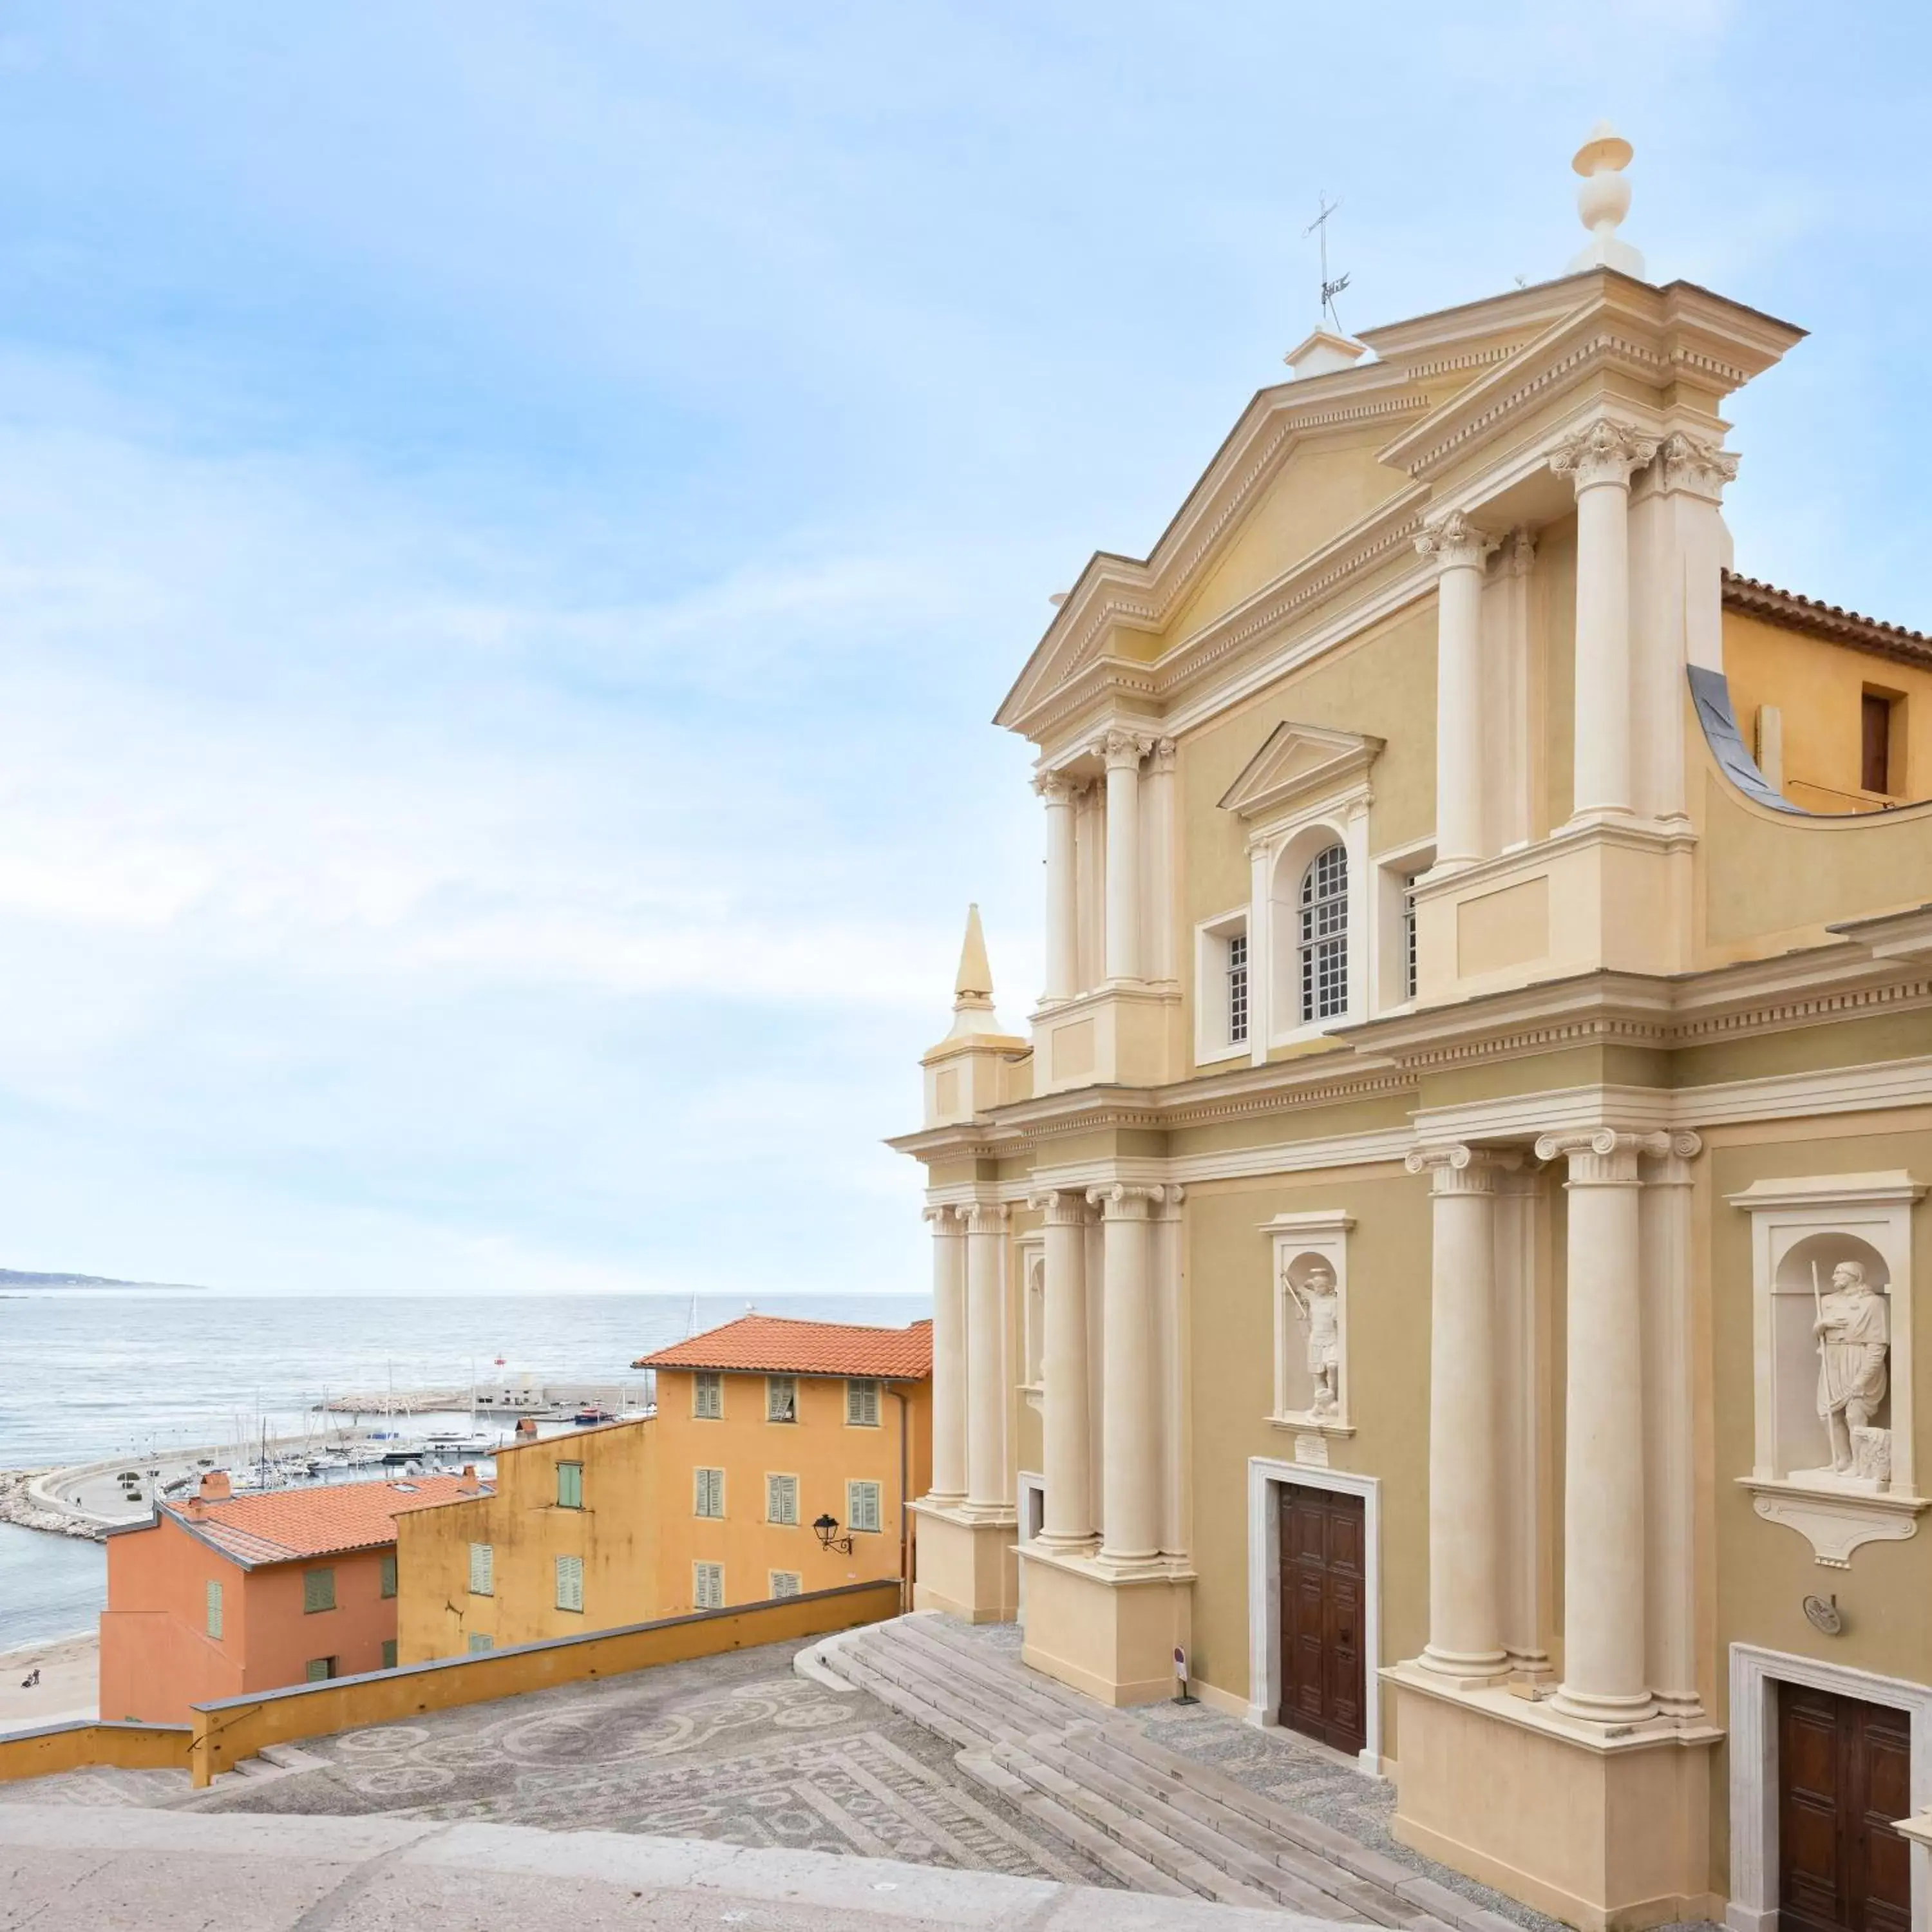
[887,1383,912,1614]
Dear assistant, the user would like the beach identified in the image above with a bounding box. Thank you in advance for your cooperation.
[0,1631,96,1731]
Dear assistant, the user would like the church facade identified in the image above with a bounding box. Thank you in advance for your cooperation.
[896,132,1932,1928]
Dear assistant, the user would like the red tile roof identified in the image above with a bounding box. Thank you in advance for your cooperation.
[633,1313,932,1379]
[1723,571,1932,669]
[165,1472,490,1567]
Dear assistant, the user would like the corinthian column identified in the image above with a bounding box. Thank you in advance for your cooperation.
[1103,730,1147,984]
[1549,417,1659,822]
[1415,513,1499,873]
[1036,773,1078,1004]
[1536,1126,1669,1723]
[1036,1189,1095,1548]
[923,1206,967,1505]
[1405,1144,1508,1681]
[963,1202,1010,1515]
[1092,1184,1159,1568]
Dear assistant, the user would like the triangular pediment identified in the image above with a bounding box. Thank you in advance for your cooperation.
[1218,721,1383,823]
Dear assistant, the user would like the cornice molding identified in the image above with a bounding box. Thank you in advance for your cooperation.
[1722,572,1932,672]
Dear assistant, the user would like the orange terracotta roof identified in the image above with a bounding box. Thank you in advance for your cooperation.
[633,1313,932,1379]
[164,1472,490,1568]
[1723,571,1932,670]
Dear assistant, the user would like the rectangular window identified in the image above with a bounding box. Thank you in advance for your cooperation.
[693,1371,723,1419]
[467,1631,493,1655]
[556,1461,583,1510]
[694,1561,724,1611]
[381,1639,398,1670]
[303,1567,336,1614]
[304,1656,336,1683]
[1403,879,1420,1003]
[555,1553,585,1613]
[379,1552,398,1600]
[766,1375,797,1423]
[1299,844,1350,1023]
[1227,931,1249,1044]
[1863,689,1895,793]
[847,1479,882,1534]
[769,1571,802,1599]
[765,1472,799,1525]
[205,1578,223,1640]
[846,1378,880,1426]
[468,1542,495,1596]
[694,1467,725,1518]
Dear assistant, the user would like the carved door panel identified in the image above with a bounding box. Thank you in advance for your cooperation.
[1777,1681,1912,1932]
[1278,1484,1366,1757]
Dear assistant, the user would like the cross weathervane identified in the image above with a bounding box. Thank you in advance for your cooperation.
[1305,194,1350,336]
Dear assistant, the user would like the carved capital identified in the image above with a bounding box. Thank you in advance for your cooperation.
[1086,1182,1161,1220]
[1414,509,1501,573]
[1150,737,1177,775]
[1657,431,1739,501]
[1533,1126,1670,1186]
[1642,1128,1703,1185]
[1503,526,1537,578]
[1406,1143,1515,1195]
[1102,728,1152,773]
[1548,417,1661,493]
[1032,770,1075,806]
[923,1204,965,1234]
[963,1202,1009,1236]
[1030,1187,1091,1227]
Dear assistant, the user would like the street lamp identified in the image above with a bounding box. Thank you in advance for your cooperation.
[812,1513,854,1555]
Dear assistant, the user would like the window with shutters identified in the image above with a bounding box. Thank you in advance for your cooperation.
[381,1639,398,1670]
[766,1473,799,1525]
[303,1567,336,1614]
[694,1467,725,1518]
[769,1571,802,1599]
[555,1553,585,1613]
[379,1553,397,1599]
[846,1378,880,1426]
[467,1631,493,1654]
[468,1542,495,1596]
[693,1561,724,1611]
[694,1372,723,1419]
[205,1578,223,1640]
[766,1375,797,1423]
[556,1461,583,1510]
[305,1656,336,1683]
[847,1479,882,1534]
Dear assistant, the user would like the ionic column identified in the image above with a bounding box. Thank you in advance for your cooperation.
[1036,773,1079,1005]
[923,1206,967,1505]
[1103,729,1147,983]
[1642,1131,1703,1719]
[963,1202,1010,1515]
[1036,1189,1095,1548]
[1536,1127,1667,1724]
[1549,417,1660,822]
[1415,513,1499,873]
[1092,1184,1159,1567]
[1406,1144,1509,1681]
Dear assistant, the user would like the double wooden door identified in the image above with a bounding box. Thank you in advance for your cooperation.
[1278,1484,1365,1756]
[1779,1681,1911,1932]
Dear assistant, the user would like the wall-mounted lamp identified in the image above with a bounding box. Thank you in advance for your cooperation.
[813,1513,855,1555]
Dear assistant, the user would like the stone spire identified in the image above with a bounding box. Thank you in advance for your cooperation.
[1567,120,1644,279]
[948,904,1004,1038]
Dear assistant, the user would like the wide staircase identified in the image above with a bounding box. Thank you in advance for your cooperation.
[810,1614,1519,1930]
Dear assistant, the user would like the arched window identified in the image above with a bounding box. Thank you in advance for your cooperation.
[1298,844,1349,1021]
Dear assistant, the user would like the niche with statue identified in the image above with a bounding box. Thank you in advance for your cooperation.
[1259,1210,1353,1434]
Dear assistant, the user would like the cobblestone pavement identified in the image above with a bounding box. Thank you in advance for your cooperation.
[135,1642,1110,1887]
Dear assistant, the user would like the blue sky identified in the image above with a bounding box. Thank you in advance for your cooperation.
[0,3,1922,1296]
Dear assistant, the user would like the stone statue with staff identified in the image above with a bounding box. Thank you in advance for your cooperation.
[1283,1258,1341,1417]
[1812,1258,1889,1477]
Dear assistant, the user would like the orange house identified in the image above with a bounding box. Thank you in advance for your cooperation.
[634,1315,931,1615]
[99,1468,488,1726]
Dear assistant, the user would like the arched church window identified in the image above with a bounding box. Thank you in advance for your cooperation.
[1299,844,1349,1022]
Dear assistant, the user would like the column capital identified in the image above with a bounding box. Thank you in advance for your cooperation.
[1101,727,1153,772]
[923,1204,966,1232]
[1087,1182,1162,1218]
[1032,770,1076,806]
[1414,509,1501,573]
[1502,526,1537,578]
[962,1201,1009,1236]
[1406,1143,1517,1193]
[1548,416,1660,493]
[1642,1128,1703,1184]
[1656,430,1738,502]
[1150,737,1177,775]
[1534,1126,1672,1184]
[1029,1187,1092,1226]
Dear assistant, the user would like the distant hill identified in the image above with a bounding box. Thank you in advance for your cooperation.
[0,1267,205,1290]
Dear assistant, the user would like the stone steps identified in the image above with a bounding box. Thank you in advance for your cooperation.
[813,1616,1523,1932]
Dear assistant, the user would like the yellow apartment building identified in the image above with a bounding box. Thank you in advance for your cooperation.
[635,1314,932,1615]
[395,1412,658,1662]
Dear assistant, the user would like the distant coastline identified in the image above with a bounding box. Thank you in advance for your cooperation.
[0,1269,207,1291]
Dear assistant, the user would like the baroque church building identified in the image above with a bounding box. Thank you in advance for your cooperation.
[896,129,1932,1929]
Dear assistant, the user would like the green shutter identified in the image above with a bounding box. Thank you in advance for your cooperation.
[467,1631,493,1654]
[468,1542,494,1596]
[555,1554,583,1613]
[205,1578,223,1640]
[558,1461,583,1509]
[305,1656,332,1683]
[379,1552,397,1599]
[381,1639,398,1670]
[303,1567,336,1613]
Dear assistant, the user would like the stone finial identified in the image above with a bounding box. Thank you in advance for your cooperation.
[947,904,1005,1038]
[1567,120,1645,280]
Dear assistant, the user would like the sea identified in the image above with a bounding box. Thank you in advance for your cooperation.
[0,1288,929,1651]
